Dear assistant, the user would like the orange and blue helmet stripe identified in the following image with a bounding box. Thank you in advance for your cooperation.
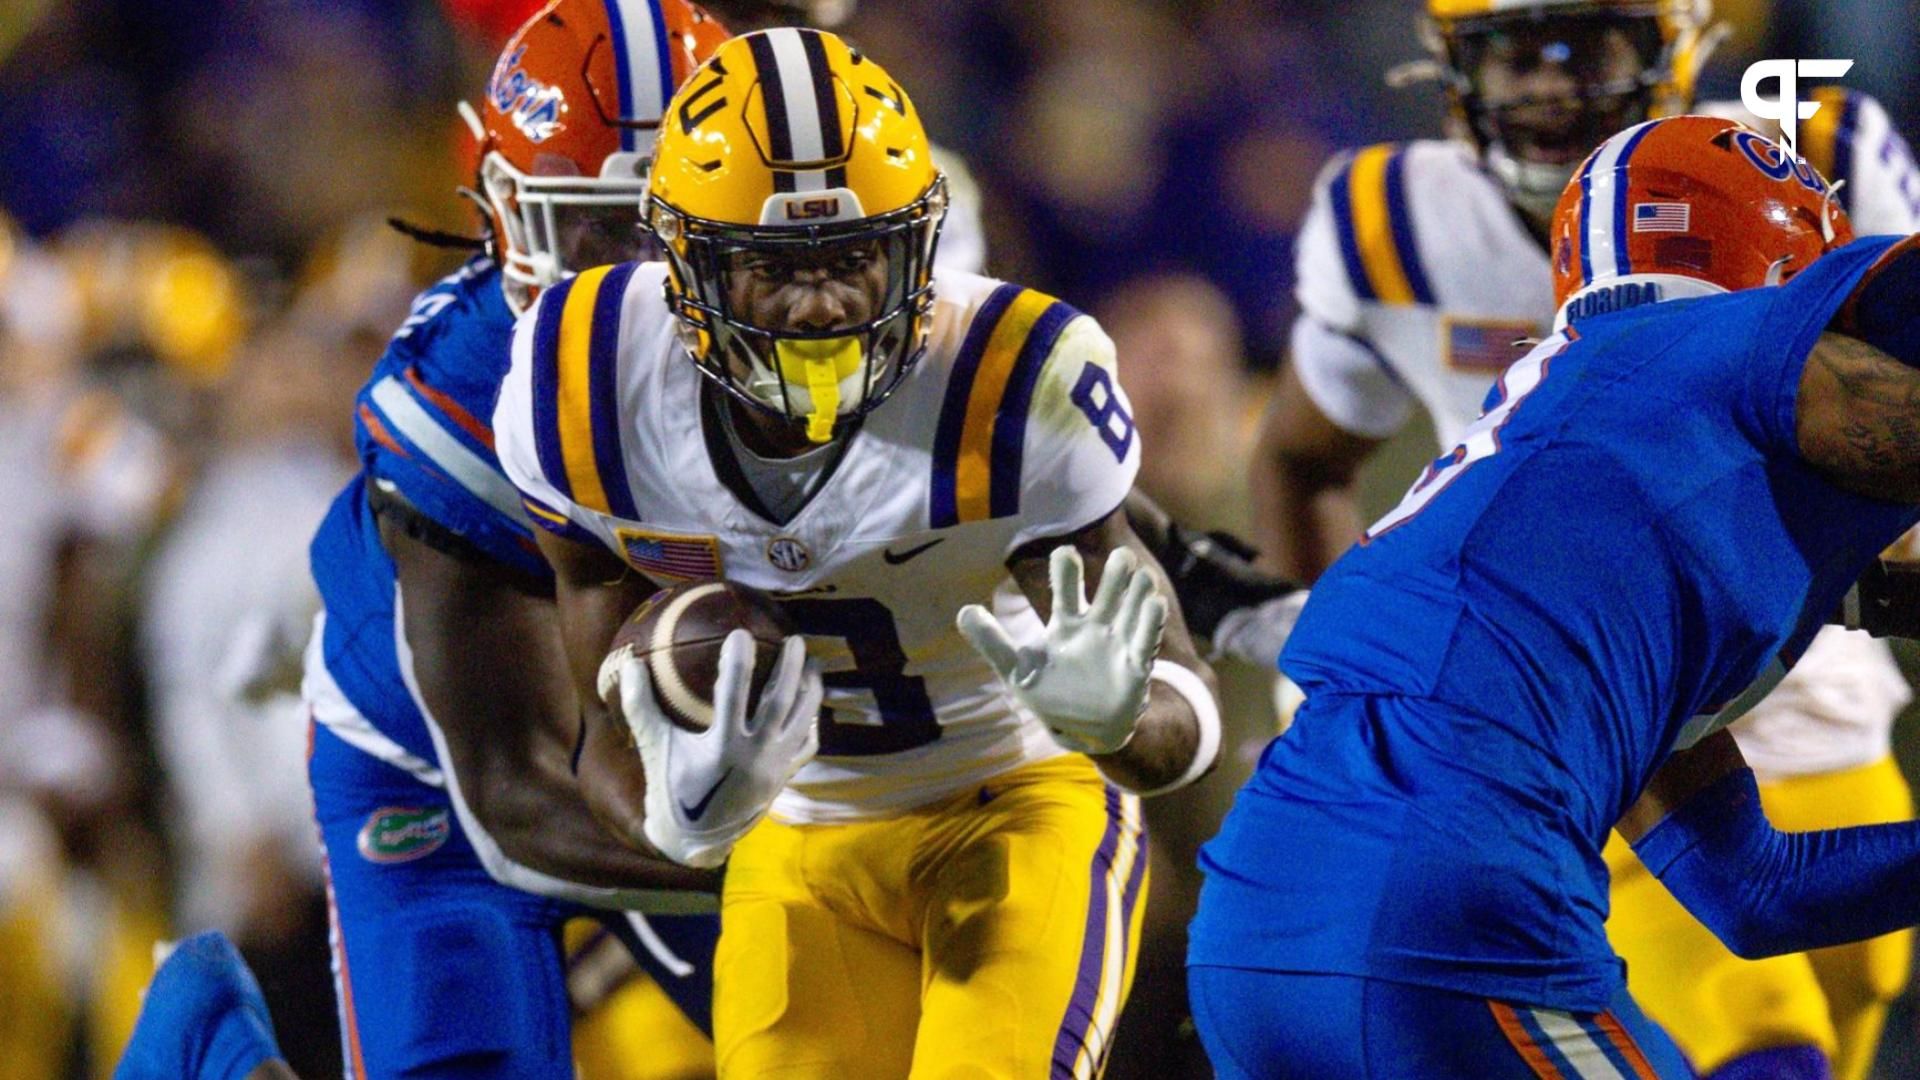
[1574,119,1659,285]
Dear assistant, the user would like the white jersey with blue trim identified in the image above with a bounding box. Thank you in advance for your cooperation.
[493,262,1139,823]
[1289,94,1920,781]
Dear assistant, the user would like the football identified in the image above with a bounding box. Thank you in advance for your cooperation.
[606,580,795,733]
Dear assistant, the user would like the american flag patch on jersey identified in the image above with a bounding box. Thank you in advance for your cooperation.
[1442,317,1535,373]
[1633,202,1691,232]
[615,526,722,582]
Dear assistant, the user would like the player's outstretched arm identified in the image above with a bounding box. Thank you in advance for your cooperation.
[1797,330,1920,504]
[1619,729,1920,960]
[1248,359,1385,581]
[961,509,1222,795]
[388,517,718,897]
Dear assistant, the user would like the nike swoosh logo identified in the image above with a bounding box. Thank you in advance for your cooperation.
[679,767,735,822]
[883,538,945,565]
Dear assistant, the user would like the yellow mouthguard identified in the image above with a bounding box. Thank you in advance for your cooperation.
[774,336,862,443]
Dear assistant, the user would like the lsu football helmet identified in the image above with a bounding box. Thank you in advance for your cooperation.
[470,0,729,313]
[1549,114,1853,330]
[1413,0,1721,219]
[646,29,947,443]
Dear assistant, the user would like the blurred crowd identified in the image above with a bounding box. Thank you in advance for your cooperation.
[0,0,1914,1077]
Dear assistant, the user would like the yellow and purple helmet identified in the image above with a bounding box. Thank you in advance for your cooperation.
[645,28,947,443]
[1418,0,1720,217]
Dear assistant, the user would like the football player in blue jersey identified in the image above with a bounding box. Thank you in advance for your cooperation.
[301,4,733,1076]
[1190,114,1920,1078]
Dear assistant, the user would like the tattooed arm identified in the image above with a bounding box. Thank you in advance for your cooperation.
[1796,331,1920,503]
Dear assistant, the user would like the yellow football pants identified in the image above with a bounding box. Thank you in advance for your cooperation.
[565,919,716,1080]
[713,755,1148,1080]
[1605,755,1914,1080]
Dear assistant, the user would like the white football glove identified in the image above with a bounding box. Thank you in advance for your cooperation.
[957,546,1168,755]
[598,630,822,869]
[1208,590,1311,669]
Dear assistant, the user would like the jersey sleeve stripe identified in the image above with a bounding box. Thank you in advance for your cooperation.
[401,366,494,451]
[1327,154,1378,303]
[1383,150,1435,304]
[954,287,1058,524]
[587,262,641,520]
[988,299,1079,518]
[1347,145,1423,306]
[556,264,617,516]
[929,283,1021,528]
[522,495,599,544]
[358,402,413,464]
[530,275,580,498]
[367,375,534,528]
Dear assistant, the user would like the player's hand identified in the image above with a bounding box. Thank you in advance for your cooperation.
[957,546,1166,755]
[603,631,822,869]
[1209,590,1311,668]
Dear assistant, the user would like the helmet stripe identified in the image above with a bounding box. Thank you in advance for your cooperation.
[605,0,672,152]
[798,29,848,190]
[763,28,832,193]
[1576,152,1596,285]
[1608,121,1657,276]
[744,32,798,193]
[1581,119,1658,283]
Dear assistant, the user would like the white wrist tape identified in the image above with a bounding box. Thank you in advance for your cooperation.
[1131,660,1222,797]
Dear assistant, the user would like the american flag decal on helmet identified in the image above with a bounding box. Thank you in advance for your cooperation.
[615,526,723,581]
[1633,202,1691,232]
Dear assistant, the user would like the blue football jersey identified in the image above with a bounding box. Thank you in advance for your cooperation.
[310,257,537,768]
[1192,235,1920,1011]
[346,256,542,574]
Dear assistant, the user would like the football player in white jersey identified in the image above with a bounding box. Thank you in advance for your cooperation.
[494,29,1220,1077]
[1249,2,1920,1078]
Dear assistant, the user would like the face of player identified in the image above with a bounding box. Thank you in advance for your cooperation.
[1464,13,1660,168]
[723,236,890,339]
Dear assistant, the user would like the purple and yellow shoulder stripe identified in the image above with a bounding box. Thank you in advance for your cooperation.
[929,284,1082,529]
[1328,143,1435,306]
[528,262,642,522]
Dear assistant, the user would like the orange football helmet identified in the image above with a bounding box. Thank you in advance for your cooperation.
[1550,114,1853,330]
[471,0,729,313]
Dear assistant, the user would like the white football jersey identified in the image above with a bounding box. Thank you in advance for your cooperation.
[495,263,1139,823]
[1291,93,1920,778]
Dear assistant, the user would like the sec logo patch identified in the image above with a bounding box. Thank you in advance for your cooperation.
[357,806,450,864]
[767,537,811,572]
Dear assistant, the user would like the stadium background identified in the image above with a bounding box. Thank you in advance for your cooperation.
[0,0,1912,1077]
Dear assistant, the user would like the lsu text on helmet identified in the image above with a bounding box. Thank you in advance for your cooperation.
[1417,0,1721,219]
[1549,114,1853,330]
[646,28,948,444]
[473,0,729,314]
